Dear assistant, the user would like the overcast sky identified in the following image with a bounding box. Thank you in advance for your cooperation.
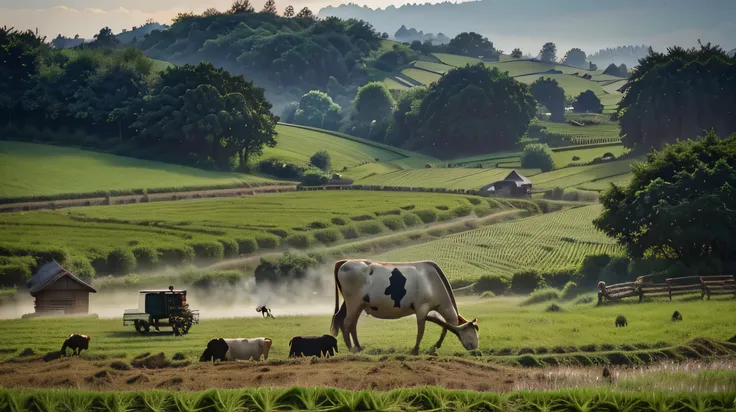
[1,0,733,55]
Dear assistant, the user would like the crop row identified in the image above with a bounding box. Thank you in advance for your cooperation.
[378,205,622,283]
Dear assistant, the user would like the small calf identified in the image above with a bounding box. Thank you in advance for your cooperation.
[671,311,683,322]
[615,315,628,327]
[61,334,90,356]
[200,337,272,363]
[288,335,338,358]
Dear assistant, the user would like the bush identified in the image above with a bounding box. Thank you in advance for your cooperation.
[189,241,225,260]
[255,234,280,249]
[541,266,578,289]
[356,220,384,235]
[473,204,492,217]
[521,143,555,172]
[257,158,306,179]
[331,217,347,226]
[0,264,31,288]
[546,303,564,312]
[380,215,405,231]
[310,151,331,171]
[436,212,452,222]
[473,275,509,295]
[106,248,137,275]
[132,246,160,271]
[235,238,258,254]
[402,213,422,227]
[285,233,315,249]
[254,252,317,284]
[190,270,246,289]
[157,246,194,266]
[218,239,239,258]
[413,209,437,224]
[451,204,473,218]
[67,255,95,282]
[560,281,580,300]
[480,291,495,299]
[339,225,360,239]
[544,187,565,200]
[577,254,612,287]
[521,288,560,306]
[599,257,630,284]
[313,228,342,244]
[300,170,329,186]
[510,270,544,295]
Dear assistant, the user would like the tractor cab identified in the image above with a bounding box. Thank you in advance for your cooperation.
[123,286,199,335]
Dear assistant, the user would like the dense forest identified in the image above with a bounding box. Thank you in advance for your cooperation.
[588,45,651,68]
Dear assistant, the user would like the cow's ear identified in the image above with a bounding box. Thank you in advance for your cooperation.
[472,318,478,328]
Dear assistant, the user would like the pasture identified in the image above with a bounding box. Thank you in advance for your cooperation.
[354,167,542,190]
[530,158,643,190]
[401,68,442,85]
[0,141,279,201]
[514,73,607,98]
[378,205,621,282]
[551,145,628,167]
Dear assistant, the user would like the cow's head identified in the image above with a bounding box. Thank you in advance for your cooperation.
[200,338,228,363]
[456,318,479,351]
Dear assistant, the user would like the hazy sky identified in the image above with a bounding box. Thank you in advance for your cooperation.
[1,0,734,55]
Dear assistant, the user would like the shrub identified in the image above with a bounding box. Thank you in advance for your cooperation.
[473,204,492,217]
[0,264,31,288]
[599,256,630,284]
[413,209,437,224]
[560,281,581,300]
[331,217,347,226]
[510,270,544,295]
[309,151,331,171]
[339,225,360,239]
[521,143,555,172]
[255,234,280,249]
[473,275,509,295]
[575,296,594,305]
[480,291,495,299]
[577,254,612,287]
[521,288,560,306]
[542,266,578,289]
[254,252,317,284]
[285,233,315,249]
[436,212,452,222]
[106,248,136,275]
[546,303,564,312]
[218,239,239,258]
[190,270,245,289]
[313,228,342,244]
[544,187,565,200]
[380,215,405,231]
[235,238,258,254]
[67,255,95,282]
[157,246,194,266]
[189,241,225,260]
[308,221,330,229]
[300,170,329,186]
[257,158,306,179]
[132,246,160,270]
[451,204,473,218]
[402,213,422,227]
[357,220,384,235]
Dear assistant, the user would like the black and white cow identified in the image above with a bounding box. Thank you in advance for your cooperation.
[61,333,90,356]
[331,260,479,355]
[288,335,338,358]
[199,337,273,363]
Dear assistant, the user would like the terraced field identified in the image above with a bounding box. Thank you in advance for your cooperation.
[413,60,453,74]
[515,73,607,98]
[530,158,643,189]
[401,68,442,85]
[576,172,634,191]
[540,120,621,145]
[432,53,482,67]
[551,145,628,167]
[354,167,541,190]
[383,77,410,90]
[378,205,622,282]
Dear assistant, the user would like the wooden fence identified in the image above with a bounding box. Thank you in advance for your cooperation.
[598,275,735,304]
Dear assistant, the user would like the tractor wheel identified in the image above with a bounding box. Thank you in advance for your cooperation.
[135,320,150,334]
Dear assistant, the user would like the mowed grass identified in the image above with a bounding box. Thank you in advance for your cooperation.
[530,158,643,190]
[0,141,279,200]
[514,73,606,98]
[355,168,541,190]
[378,205,621,282]
[260,124,406,168]
[551,145,629,167]
[383,77,410,90]
[432,53,481,67]
[0,297,733,361]
[413,60,453,74]
[401,68,442,85]
[576,172,634,191]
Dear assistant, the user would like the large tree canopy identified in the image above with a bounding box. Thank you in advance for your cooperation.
[408,63,536,157]
[447,32,497,59]
[618,43,736,150]
[561,48,586,68]
[293,90,343,130]
[594,131,736,273]
[530,77,566,122]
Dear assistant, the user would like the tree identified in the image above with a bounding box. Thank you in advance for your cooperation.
[145,18,156,26]
[594,131,736,273]
[589,62,597,71]
[447,32,496,59]
[511,48,523,59]
[284,5,295,17]
[295,7,313,18]
[261,0,277,14]
[573,90,602,113]
[310,151,331,171]
[293,90,343,130]
[618,43,736,150]
[520,144,554,172]
[410,64,536,157]
[203,8,221,16]
[539,42,557,63]
[562,48,586,68]
[530,77,566,122]
[410,40,422,51]
[230,0,254,14]
[385,86,428,146]
[89,27,119,49]
[352,82,394,124]
[618,63,628,77]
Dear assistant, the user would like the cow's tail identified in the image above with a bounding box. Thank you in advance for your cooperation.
[330,260,348,337]
[288,337,294,347]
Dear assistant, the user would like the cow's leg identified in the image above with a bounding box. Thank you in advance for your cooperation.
[343,303,364,352]
[433,327,448,350]
[411,314,426,355]
[350,324,362,352]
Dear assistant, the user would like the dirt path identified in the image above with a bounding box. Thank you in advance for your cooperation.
[0,185,297,213]
[0,357,521,392]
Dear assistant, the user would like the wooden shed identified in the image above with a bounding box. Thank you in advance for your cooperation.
[26,261,97,315]
[479,170,532,198]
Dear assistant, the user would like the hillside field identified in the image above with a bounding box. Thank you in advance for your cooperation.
[353,167,541,190]
[378,205,621,282]
[0,141,280,201]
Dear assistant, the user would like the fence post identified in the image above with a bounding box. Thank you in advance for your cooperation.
[667,280,672,301]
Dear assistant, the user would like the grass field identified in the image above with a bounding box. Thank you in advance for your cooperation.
[413,60,452,74]
[354,167,541,190]
[539,120,621,145]
[378,205,620,282]
[515,73,607,98]
[383,77,410,90]
[432,53,482,67]
[150,59,174,72]
[401,68,442,85]
[551,146,628,167]
[0,141,279,201]
[0,297,733,361]
[530,158,643,190]
[576,172,633,191]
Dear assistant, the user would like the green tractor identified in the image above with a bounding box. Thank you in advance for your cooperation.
[123,286,199,336]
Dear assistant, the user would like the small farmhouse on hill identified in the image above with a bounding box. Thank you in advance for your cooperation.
[26,261,97,315]
[480,170,532,198]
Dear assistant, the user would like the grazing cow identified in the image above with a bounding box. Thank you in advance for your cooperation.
[331,260,479,355]
[199,337,272,363]
[289,335,338,358]
[672,311,683,322]
[61,334,90,356]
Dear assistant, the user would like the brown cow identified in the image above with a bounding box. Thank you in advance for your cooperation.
[61,334,90,356]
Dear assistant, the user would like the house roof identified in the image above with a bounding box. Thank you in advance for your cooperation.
[503,170,532,185]
[26,261,97,296]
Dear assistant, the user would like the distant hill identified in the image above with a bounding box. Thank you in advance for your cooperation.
[116,23,168,45]
[395,25,450,45]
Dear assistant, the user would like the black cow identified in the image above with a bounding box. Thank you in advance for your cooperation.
[672,311,683,322]
[288,335,338,358]
[199,338,229,363]
[61,333,90,356]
